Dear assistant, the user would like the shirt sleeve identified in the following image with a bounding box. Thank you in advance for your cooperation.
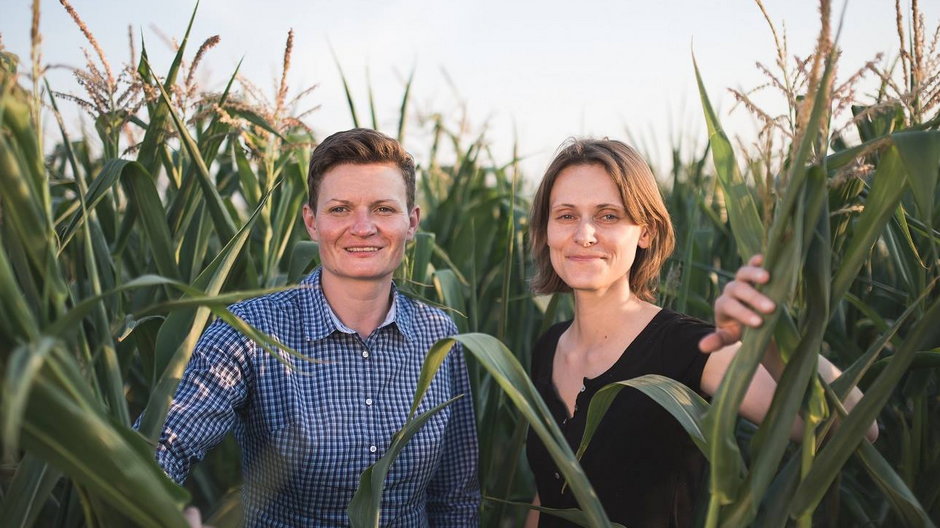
[667,313,714,395]
[147,315,252,484]
[425,339,482,526]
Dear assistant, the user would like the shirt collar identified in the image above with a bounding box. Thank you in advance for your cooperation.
[325,295,397,334]
[299,267,417,342]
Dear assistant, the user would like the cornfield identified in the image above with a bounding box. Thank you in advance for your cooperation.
[1,1,938,527]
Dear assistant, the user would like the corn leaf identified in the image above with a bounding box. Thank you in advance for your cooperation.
[145,59,238,244]
[19,349,189,527]
[2,339,54,457]
[433,270,469,333]
[576,374,712,460]
[138,187,271,441]
[0,454,61,528]
[892,130,940,229]
[831,145,909,307]
[135,2,199,175]
[789,296,940,517]
[855,430,936,527]
[692,55,763,260]
[347,397,461,527]
[449,334,612,527]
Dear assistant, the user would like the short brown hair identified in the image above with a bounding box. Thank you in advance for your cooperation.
[307,128,416,210]
[529,138,675,302]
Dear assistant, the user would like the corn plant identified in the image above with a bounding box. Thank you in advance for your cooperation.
[3,0,939,526]
[650,2,939,526]
[0,1,319,524]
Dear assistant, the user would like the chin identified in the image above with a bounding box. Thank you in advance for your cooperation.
[559,277,605,291]
[568,283,607,293]
[559,272,627,293]
[349,266,396,280]
[324,262,395,282]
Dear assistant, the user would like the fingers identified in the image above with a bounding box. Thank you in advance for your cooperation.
[184,507,203,528]
[723,279,776,316]
[716,285,770,328]
[718,255,775,325]
[698,328,740,353]
[735,262,770,287]
[708,255,775,350]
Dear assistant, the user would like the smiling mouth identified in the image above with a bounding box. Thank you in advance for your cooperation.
[346,247,381,253]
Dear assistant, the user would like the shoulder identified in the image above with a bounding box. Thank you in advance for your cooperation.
[396,295,470,388]
[398,293,460,337]
[647,309,713,390]
[227,286,304,326]
[530,321,571,378]
[652,309,714,345]
[197,285,306,354]
[534,321,570,354]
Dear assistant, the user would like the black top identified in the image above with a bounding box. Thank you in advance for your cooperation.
[525,309,713,528]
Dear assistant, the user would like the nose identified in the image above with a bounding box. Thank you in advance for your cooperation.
[350,210,377,237]
[573,219,597,247]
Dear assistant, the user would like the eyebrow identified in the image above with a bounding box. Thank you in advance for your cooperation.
[323,198,402,207]
[551,202,625,210]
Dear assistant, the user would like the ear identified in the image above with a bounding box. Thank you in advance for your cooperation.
[302,203,319,242]
[638,227,652,249]
[406,206,421,241]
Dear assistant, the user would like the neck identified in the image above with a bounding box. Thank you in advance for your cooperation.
[568,281,647,348]
[320,272,393,338]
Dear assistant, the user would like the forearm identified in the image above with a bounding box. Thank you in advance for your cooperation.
[816,354,878,442]
[152,371,240,483]
[760,341,877,442]
[149,320,250,482]
[710,256,877,443]
[524,494,540,528]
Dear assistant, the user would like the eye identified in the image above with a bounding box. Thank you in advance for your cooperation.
[555,213,576,221]
[599,213,619,222]
[376,206,396,214]
[328,206,349,214]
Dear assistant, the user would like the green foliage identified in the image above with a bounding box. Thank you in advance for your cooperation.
[2,1,939,527]
[685,11,940,526]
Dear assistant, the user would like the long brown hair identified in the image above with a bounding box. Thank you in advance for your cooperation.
[529,138,674,302]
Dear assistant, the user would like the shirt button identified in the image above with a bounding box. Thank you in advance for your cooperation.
[579,385,586,393]
[362,350,370,358]
[554,472,560,479]
[369,445,377,453]
[365,398,373,406]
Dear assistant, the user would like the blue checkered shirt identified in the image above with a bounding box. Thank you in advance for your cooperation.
[154,268,481,526]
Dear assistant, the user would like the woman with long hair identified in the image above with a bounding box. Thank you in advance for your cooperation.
[524,138,875,527]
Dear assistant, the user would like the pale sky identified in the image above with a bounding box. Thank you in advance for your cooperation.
[2,0,937,180]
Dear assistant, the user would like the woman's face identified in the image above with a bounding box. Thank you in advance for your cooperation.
[302,163,419,287]
[546,164,650,295]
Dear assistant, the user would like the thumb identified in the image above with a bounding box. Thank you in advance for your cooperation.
[183,507,203,528]
[698,328,739,353]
